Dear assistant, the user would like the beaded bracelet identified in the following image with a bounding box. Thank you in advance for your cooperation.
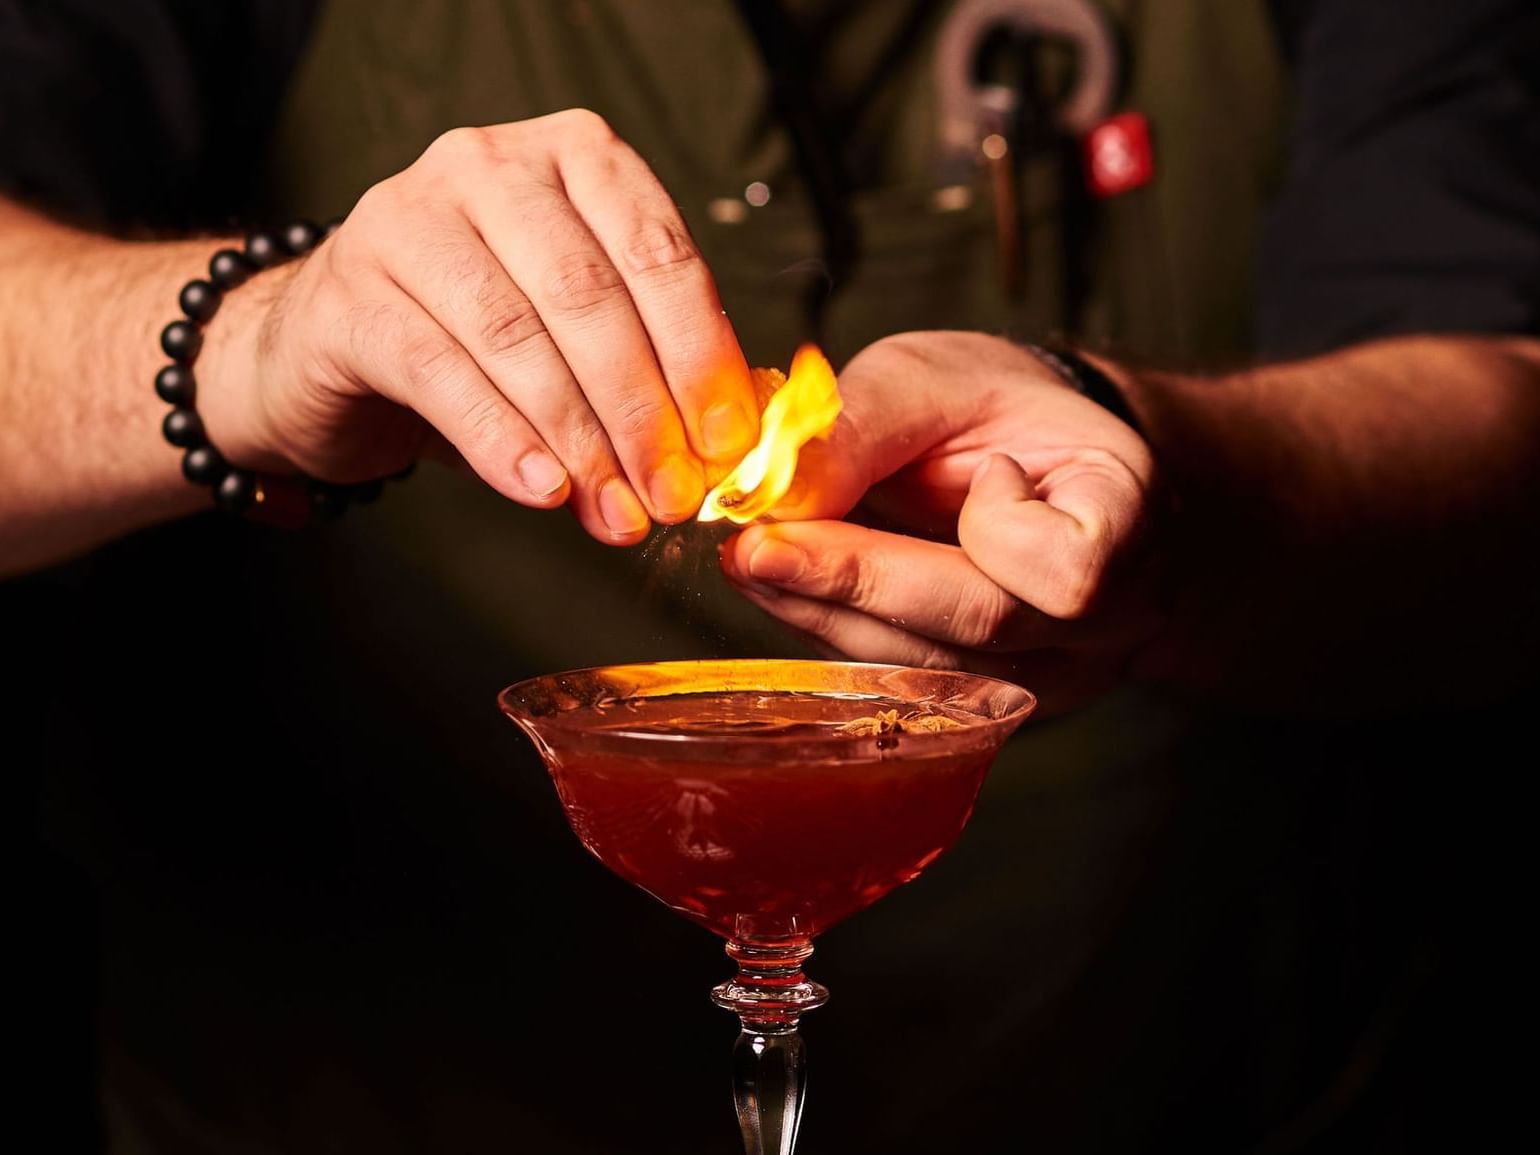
[155,219,407,525]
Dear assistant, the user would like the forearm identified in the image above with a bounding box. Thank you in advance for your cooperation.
[1116,335,1540,706]
[0,198,253,575]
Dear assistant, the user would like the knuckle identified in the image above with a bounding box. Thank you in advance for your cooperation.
[347,180,401,238]
[825,550,871,604]
[476,293,548,360]
[344,299,402,365]
[866,330,942,375]
[541,254,627,317]
[426,124,494,166]
[401,333,464,396]
[957,502,1103,622]
[916,642,962,671]
[1041,541,1102,620]
[457,392,512,456]
[552,107,615,143]
[795,599,843,642]
[949,584,1018,649]
[553,419,616,476]
[607,390,668,442]
[618,221,702,280]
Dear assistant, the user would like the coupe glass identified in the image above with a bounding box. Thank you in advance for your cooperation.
[500,659,1036,1154]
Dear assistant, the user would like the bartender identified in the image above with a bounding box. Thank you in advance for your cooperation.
[5,1,1537,1151]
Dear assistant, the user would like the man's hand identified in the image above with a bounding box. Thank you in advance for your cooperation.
[202,109,759,544]
[718,331,1163,713]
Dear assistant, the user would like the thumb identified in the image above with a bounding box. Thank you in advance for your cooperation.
[959,453,1100,620]
[967,452,1038,505]
[958,454,1043,607]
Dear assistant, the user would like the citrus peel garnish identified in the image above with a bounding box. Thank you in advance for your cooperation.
[698,344,841,524]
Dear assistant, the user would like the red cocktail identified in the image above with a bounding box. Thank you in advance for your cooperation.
[549,690,996,941]
[501,660,1035,1155]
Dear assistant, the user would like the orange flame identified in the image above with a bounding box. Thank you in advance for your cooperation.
[698,344,842,525]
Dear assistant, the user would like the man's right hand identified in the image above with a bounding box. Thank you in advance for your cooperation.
[200,109,759,544]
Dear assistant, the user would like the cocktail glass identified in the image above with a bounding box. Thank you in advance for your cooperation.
[499,659,1036,1154]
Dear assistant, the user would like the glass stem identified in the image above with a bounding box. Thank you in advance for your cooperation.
[731,1026,806,1155]
[711,938,829,1155]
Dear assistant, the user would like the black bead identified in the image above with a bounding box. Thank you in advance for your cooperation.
[179,279,220,323]
[215,469,258,514]
[160,320,202,363]
[389,461,417,482]
[162,407,206,449]
[307,482,351,521]
[244,231,282,268]
[182,445,226,486]
[209,248,252,291]
[155,364,195,405]
[280,220,321,255]
[350,479,384,505]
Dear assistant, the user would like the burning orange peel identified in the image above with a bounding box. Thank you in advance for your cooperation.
[697,344,842,525]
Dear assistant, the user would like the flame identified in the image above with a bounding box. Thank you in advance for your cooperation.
[698,344,842,524]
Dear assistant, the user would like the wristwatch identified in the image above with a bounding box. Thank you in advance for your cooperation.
[1023,341,1144,435]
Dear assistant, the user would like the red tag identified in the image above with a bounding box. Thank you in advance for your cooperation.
[1083,112,1156,198]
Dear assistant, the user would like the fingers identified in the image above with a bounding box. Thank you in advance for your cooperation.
[315,113,758,542]
[730,582,968,669]
[378,212,654,541]
[722,540,1077,696]
[344,295,576,512]
[764,331,1155,542]
[463,195,699,525]
[356,113,756,544]
[558,122,759,465]
[458,114,755,524]
[720,519,1070,652]
[959,453,1144,620]
[719,516,1125,713]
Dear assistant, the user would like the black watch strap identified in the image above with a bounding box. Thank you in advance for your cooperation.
[1024,342,1144,436]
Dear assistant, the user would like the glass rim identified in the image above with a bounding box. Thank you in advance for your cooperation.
[497,657,1037,752]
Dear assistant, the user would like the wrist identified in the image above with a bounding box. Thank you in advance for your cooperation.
[1044,349,1196,687]
[1024,341,1150,437]
[151,220,409,524]
[195,256,299,472]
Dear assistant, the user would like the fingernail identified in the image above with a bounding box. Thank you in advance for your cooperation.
[647,453,704,521]
[747,537,806,583]
[702,400,756,460]
[599,478,650,538]
[517,451,567,499]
